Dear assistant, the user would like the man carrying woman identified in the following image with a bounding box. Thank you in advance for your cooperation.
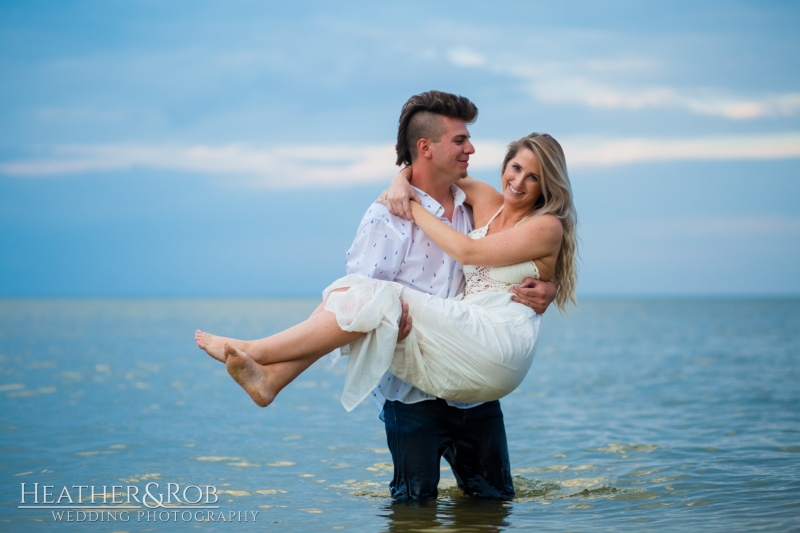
[196,91,575,501]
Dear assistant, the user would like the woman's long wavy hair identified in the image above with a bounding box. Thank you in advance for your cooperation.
[502,133,578,312]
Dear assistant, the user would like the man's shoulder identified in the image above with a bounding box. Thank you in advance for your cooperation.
[359,202,397,222]
[358,203,413,239]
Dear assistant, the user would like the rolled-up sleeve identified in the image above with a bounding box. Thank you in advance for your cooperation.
[346,207,408,281]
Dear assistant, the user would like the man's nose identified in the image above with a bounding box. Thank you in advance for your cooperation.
[464,139,475,155]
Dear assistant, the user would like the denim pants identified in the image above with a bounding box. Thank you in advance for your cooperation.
[382,399,515,501]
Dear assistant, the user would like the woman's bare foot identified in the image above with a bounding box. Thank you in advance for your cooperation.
[224,344,276,407]
[195,330,248,363]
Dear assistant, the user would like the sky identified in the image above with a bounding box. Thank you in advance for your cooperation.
[1,0,799,298]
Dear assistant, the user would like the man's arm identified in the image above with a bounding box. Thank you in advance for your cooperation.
[511,279,557,315]
[345,208,408,281]
[345,207,412,339]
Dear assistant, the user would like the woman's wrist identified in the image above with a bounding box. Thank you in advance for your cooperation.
[392,167,411,184]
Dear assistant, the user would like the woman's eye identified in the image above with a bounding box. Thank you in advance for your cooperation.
[512,164,521,171]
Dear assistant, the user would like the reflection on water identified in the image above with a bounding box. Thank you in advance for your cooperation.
[0,298,798,531]
[381,498,511,533]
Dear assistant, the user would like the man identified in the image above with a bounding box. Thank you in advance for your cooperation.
[344,91,556,501]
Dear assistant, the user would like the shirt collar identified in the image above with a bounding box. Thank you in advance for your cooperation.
[411,184,467,218]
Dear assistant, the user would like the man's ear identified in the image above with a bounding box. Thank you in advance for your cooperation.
[417,138,434,160]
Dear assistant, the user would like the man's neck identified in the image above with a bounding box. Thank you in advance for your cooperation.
[408,165,456,220]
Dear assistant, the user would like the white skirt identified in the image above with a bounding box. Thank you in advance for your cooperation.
[323,274,541,411]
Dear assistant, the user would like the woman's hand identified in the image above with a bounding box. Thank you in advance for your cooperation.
[376,167,419,221]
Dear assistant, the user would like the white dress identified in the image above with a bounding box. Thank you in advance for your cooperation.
[324,207,542,411]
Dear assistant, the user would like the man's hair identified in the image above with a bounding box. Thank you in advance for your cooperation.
[395,91,478,166]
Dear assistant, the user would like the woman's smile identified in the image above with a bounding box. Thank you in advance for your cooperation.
[508,182,526,196]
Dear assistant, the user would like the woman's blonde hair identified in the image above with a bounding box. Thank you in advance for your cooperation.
[502,133,578,312]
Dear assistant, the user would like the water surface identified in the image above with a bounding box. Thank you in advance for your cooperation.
[0,298,798,531]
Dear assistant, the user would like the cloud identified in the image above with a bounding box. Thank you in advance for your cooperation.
[529,80,800,120]
[562,132,800,167]
[443,47,800,120]
[474,132,800,170]
[680,93,800,120]
[2,133,799,186]
[446,47,486,67]
[0,143,399,188]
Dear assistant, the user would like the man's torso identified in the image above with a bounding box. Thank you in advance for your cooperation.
[344,185,481,410]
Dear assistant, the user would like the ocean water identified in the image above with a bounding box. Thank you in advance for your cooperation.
[0,298,798,532]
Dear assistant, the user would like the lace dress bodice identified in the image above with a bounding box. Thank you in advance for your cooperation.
[463,207,540,297]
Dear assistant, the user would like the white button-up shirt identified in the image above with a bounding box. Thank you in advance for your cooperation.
[345,185,481,411]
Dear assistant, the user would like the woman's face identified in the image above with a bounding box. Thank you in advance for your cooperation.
[501,148,543,210]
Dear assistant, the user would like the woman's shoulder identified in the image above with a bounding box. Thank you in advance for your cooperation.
[461,178,503,226]
[459,177,502,208]
[520,213,564,237]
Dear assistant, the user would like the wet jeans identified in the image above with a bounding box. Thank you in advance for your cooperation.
[382,399,515,501]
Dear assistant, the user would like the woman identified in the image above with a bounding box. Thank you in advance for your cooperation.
[196,133,577,411]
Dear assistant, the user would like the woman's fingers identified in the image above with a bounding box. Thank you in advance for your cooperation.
[386,168,418,221]
[376,190,389,207]
[402,195,415,221]
[388,190,417,221]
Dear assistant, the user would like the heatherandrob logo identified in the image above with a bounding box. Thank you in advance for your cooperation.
[19,482,260,523]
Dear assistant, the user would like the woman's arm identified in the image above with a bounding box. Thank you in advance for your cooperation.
[457,176,503,215]
[381,170,502,222]
[382,168,418,220]
[409,202,562,268]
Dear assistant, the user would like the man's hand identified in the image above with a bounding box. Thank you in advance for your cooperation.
[511,278,557,315]
[397,301,412,341]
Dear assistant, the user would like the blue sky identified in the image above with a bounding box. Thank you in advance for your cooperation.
[1,1,799,297]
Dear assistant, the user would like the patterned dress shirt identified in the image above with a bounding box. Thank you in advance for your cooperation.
[344,184,482,412]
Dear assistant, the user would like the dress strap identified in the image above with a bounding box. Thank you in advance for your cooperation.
[485,206,504,229]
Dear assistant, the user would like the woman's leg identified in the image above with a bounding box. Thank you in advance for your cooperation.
[245,290,411,366]
[224,347,320,407]
[242,310,362,365]
[207,299,345,408]
[195,290,348,364]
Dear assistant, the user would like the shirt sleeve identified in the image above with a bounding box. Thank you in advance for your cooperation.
[346,206,408,281]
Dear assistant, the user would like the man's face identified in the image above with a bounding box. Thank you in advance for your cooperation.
[429,116,475,182]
